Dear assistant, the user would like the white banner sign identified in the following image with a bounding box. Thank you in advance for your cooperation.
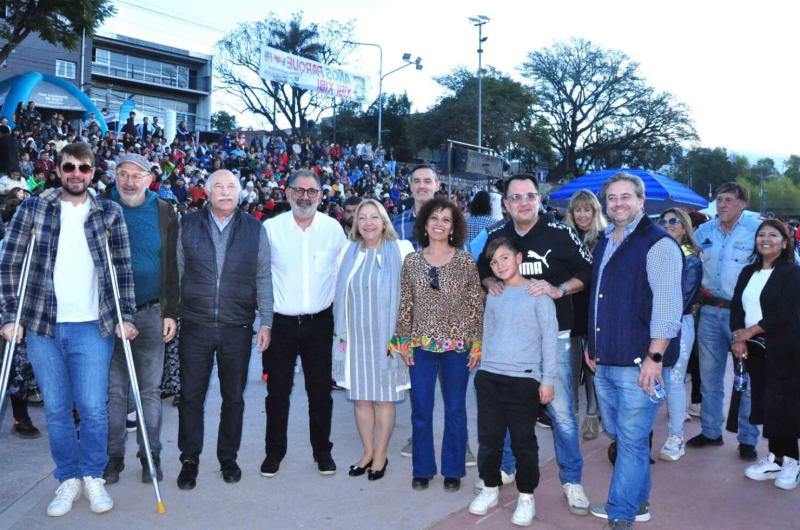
[259,46,369,104]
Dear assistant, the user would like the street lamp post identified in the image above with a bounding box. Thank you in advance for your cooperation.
[469,15,490,148]
[345,41,422,148]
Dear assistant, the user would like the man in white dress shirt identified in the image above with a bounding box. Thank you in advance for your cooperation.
[261,169,346,477]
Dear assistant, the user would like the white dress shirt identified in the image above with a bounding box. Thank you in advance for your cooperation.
[54,199,99,322]
[265,210,346,316]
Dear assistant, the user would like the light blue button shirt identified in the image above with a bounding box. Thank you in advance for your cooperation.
[694,214,761,301]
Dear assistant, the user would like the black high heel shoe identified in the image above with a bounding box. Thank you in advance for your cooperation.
[348,460,373,477]
[367,458,388,481]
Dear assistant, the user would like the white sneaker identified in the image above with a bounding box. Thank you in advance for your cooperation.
[469,486,499,515]
[745,453,782,481]
[659,434,686,462]
[47,478,82,517]
[83,476,114,513]
[563,482,590,515]
[687,403,701,417]
[473,470,516,493]
[775,456,800,490]
[511,493,535,526]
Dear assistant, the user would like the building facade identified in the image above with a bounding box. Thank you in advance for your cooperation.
[0,30,211,133]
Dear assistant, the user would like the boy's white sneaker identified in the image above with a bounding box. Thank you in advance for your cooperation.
[745,453,782,481]
[83,476,114,513]
[468,486,499,515]
[511,493,535,526]
[775,456,800,490]
[47,478,82,517]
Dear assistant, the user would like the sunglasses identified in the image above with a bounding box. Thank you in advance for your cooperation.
[61,162,93,174]
[428,266,440,290]
[657,218,680,226]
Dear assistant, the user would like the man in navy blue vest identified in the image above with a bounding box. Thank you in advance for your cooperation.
[175,169,273,490]
[585,173,683,528]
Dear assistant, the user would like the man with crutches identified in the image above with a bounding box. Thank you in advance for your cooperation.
[0,142,137,517]
[103,153,179,485]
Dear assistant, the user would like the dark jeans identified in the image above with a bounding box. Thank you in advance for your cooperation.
[264,307,333,460]
[409,347,470,479]
[475,370,541,494]
[177,321,252,465]
[769,437,800,461]
[107,305,165,457]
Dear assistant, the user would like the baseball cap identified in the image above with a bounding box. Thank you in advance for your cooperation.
[117,153,153,173]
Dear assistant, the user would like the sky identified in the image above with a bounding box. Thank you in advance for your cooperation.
[101,0,799,165]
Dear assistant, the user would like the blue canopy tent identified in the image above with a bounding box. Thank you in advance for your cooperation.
[547,168,708,215]
[0,72,107,134]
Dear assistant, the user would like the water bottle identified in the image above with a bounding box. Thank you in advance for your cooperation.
[734,359,749,392]
[633,357,667,403]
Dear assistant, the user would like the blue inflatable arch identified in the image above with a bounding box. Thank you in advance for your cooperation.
[0,71,108,134]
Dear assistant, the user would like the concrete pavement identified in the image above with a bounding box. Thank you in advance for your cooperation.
[1,345,797,529]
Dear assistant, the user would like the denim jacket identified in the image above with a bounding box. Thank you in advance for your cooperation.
[694,214,761,302]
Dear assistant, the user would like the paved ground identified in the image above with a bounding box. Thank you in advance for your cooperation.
[1,346,797,530]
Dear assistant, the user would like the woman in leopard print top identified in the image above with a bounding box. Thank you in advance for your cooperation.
[389,197,484,492]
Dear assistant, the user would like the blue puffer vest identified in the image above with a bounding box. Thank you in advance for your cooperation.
[588,215,681,367]
[179,208,261,326]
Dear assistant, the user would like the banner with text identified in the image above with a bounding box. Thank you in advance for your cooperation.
[259,46,370,104]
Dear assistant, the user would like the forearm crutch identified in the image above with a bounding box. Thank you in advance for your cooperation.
[103,237,166,514]
[0,231,36,415]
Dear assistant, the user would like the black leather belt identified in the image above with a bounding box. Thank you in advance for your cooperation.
[136,299,160,311]
[275,306,332,325]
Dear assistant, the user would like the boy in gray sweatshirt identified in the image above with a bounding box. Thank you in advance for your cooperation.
[468,236,557,526]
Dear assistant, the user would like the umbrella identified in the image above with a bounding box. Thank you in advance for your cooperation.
[547,168,708,215]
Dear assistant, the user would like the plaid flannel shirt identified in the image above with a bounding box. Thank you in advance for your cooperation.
[0,188,136,338]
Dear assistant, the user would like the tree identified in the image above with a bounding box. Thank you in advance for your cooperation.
[215,12,354,138]
[0,0,115,65]
[521,38,697,180]
[784,155,800,185]
[414,67,552,167]
[671,147,737,198]
[210,111,238,133]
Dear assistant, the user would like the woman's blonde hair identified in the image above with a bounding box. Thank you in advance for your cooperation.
[565,189,607,250]
[659,207,700,254]
[348,198,398,242]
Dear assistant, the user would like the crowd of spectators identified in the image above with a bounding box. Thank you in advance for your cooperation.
[0,101,484,226]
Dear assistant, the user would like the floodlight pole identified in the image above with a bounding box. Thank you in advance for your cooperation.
[470,16,490,148]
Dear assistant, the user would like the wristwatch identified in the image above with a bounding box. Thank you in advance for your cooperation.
[557,284,568,297]
[647,351,663,363]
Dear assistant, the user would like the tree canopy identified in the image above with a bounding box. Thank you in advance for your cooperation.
[521,38,697,180]
[215,12,354,138]
[0,0,115,65]
[210,110,238,133]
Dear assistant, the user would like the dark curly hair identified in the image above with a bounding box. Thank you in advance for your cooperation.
[413,197,467,248]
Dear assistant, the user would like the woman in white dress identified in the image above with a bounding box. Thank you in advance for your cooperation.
[332,199,413,481]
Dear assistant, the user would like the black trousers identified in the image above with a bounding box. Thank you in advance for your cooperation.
[264,307,333,459]
[769,437,800,461]
[177,321,252,465]
[475,370,541,494]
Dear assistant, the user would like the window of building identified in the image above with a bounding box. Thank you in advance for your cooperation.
[56,60,77,79]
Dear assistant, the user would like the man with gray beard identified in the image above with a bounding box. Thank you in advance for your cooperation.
[260,169,346,478]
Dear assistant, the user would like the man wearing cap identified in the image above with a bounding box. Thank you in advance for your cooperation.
[103,153,179,485]
[240,181,258,205]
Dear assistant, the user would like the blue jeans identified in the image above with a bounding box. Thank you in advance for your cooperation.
[499,334,582,483]
[665,315,694,438]
[595,365,669,522]
[27,322,114,481]
[408,348,469,478]
[697,306,759,444]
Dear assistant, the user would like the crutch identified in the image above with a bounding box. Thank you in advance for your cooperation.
[103,236,166,514]
[0,230,36,415]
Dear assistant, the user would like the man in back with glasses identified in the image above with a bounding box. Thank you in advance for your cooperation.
[476,174,594,518]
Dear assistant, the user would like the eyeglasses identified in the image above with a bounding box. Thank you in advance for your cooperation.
[117,171,150,182]
[657,218,680,226]
[290,186,320,198]
[506,192,539,203]
[61,163,93,174]
[428,266,440,290]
